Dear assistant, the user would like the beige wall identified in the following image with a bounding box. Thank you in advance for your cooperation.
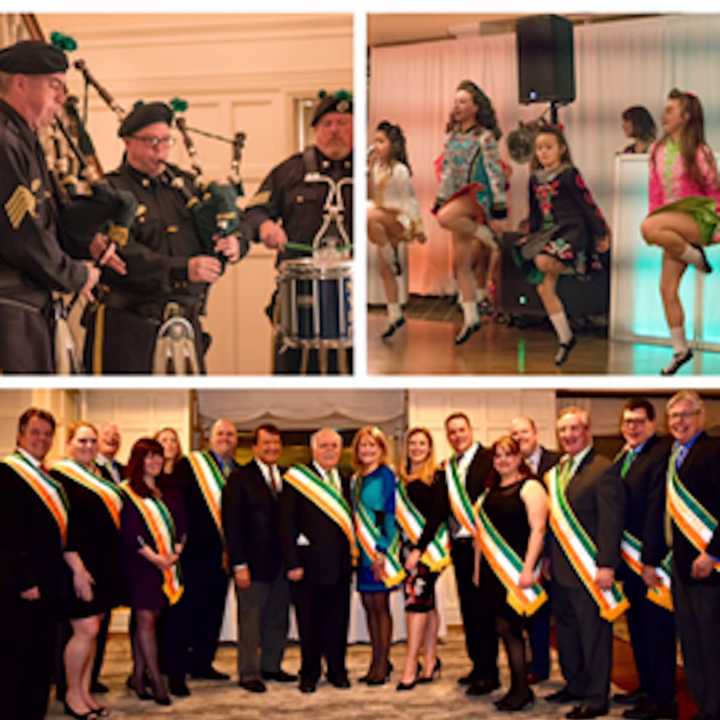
[37,13,353,374]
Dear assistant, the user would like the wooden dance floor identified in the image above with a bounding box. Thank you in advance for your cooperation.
[368,310,720,376]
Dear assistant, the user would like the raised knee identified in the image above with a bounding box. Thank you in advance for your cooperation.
[641,217,658,244]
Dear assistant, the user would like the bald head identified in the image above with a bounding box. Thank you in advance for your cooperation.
[98,423,121,459]
[210,418,238,461]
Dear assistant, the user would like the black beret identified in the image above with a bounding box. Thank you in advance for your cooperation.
[118,101,173,138]
[311,90,353,127]
[0,40,68,74]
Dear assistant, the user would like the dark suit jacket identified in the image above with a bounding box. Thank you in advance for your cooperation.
[96,458,125,485]
[538,446,562,479]
[222,459,285,582]
[607,435,672,574]
[548,448,623,587]
[418,442,493,550]
[650,432,720,585]
[0,460,67,606]
[174,453,237,565]
[279,464,353,585]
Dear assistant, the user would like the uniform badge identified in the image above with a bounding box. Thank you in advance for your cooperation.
[4,185,38,229]
[337,100,350,113]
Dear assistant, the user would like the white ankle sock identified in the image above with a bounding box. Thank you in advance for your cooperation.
[670,326,688,354]
[476,287,488,303]
[680,244,702,269]
[461,301,479,326]
[549,312,573,344]
[387,302,402,323]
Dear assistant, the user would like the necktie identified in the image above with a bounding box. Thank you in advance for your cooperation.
[558,456,573,492]
[620,449,635,479]
[270,466,281,495]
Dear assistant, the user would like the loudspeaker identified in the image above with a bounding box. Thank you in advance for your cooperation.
[517,15,575,104]
[498,234,609,320]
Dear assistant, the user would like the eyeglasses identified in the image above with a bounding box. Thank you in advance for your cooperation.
[621,417,647,427]
[131,135,176,148]
[668,410,700,421]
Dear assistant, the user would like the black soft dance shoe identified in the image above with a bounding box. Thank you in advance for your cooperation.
[660,348,693,376]
[455,322,481,345]
[698,245,713,274]
[382,317,406,339]
[554,336,577,366]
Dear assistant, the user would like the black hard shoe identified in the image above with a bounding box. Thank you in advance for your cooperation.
[466,677,500,695]
[614,689,647,705]
[457,669,480,686]
[496,689,535,712]
[382,316,405,339]
[191,667,230,680]
[545,687,582,703]
[555,335,577,366]
[261,669,298,683]
[327,675,351,689]
[299,680,316,693]
[660,348,693,376]
[238,679,267,693]
[168,676,191,697]
[566,704,609,719]
[90,682,109,694]
[455,321,481,345]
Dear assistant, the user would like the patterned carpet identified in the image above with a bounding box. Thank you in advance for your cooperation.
[46,627,632,719]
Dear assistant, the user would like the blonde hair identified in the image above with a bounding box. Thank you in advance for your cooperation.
[66,420,98,444]
[351,425,390,473]
[557,405,590,428]
[399,426,436,486]
[667,390,704,413]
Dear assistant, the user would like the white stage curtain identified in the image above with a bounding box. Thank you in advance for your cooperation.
[369,14,720,296]
[197,390,406,429]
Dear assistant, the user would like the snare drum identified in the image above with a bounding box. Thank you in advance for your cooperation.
[276,258,353,349]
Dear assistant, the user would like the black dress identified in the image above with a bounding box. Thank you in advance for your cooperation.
[478,478,539,618]
[401,479,441,613]
[120,486,186,611]
[51,467,123,619]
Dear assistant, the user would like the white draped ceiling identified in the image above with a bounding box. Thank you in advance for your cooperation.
[196,390,406,431]
[369,14,720,295]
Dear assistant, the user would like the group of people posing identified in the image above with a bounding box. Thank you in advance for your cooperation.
[4,391,720,720]
[0,38,353,376]
[368,79,720,374]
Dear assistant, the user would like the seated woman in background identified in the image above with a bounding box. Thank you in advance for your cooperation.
[621,106,657,154]
[396,427,449,691]
[121,438,186,706]
[473,436,548,712]
[640,89,720,375]
[368,120,426,339]
[52,422,124,720]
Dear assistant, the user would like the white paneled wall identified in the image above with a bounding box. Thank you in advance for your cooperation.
[37,13,353,374]
[79,390,192,465]
[407,389,558,625]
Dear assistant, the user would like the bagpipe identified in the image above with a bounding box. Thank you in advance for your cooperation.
[72,55,249,270]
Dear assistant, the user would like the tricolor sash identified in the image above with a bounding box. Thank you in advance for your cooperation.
[474,490,547,616]
[353,477,405,587]
[446,455,477,537]
[547,463,629,621]
[52,459,123,528]
[667,461,720,572]
[2,452,69,545]
[284,464,357,557]
[395,481,451,573]
[620,531,673,612]
[188,451,226,537]
[122,482,183,605]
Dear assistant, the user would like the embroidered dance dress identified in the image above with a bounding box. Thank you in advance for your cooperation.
[355,464,398,593]
[515,163,608,283]
[648,139,720,246]
[368,161,424,240]
[51,464,123,618]
[433,126,507,222]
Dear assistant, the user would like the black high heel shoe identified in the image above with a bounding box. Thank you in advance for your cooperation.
[127,678,152,701]
[416,657,442,684]
[88,706,110,718]
[63,701,99,719]
[495,689,535,712]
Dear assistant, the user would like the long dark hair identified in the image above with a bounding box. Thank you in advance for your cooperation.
[622,105,657,143]
[376,120,412,174]
[485,435,532,489]
[446,79,501,140]
[530,124,573,171]
[126,437,164,498]
[653,88,717,190]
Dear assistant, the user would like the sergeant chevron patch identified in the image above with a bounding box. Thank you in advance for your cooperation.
[4,185,37,229]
